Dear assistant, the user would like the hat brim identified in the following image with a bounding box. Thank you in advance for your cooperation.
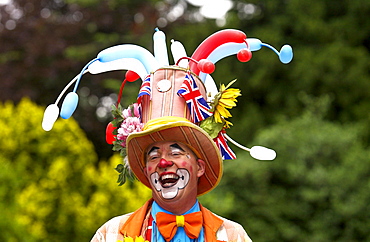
[126,120,223,196]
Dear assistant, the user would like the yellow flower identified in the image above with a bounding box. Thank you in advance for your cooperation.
[134,236,148,242]
[122,236,149,242]
[212,79,241,129]
[124,237,134,242]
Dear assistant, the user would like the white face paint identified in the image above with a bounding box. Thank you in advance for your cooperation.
[150,168,190,199]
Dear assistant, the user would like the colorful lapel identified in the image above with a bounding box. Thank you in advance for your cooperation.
[119,199,154,238]
[120,199,224,242]
[199,204,224,242]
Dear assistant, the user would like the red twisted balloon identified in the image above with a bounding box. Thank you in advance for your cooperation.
[189,29,247,75]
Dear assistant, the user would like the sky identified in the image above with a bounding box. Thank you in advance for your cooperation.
[186,0,233,19]
[0,0,10,5]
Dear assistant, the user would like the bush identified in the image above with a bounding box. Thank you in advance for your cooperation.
[0,98,150,241]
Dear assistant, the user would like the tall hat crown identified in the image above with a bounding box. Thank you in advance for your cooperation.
[42,28,293,195]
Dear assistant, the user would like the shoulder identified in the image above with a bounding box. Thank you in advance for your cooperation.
[215,213,253,242]
[90,199,154,242]
[90,213,133,242]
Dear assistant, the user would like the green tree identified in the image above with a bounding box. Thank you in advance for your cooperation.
[0,98,150,241]
[201,95,370,241]
[0,0,162,159]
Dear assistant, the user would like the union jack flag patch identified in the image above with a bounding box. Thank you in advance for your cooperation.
[137,74,151,104]
[214,131,237,160]
[177,73,212,123]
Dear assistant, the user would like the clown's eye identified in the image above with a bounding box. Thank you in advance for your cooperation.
[147,152,160,162]
[169,151,186,158]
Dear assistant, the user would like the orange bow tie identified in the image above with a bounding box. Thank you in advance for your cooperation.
[156,211,203,242]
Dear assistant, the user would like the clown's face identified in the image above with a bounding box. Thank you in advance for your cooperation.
[144,141,205,212]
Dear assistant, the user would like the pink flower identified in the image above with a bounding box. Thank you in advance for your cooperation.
[132,103,140,117]
[121,103,141,119]
[117,116,143,147]
[122,108,132,119]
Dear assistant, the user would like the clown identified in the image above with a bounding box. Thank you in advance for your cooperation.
[42,29,292,242]
[91,66,252,241]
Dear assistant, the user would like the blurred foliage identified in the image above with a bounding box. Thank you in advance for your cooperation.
[0,0,162,159]
[0,98,150,241]
[0,0,369,241]
[201,95,370,241]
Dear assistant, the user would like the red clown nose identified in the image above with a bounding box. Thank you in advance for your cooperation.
[158,159,174,168]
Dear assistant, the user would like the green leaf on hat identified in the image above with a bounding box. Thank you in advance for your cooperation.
[115,164,124,173]
[200,117,225,139]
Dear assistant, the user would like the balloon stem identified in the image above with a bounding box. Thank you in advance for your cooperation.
[116,79,128,106]
[55,70,88,105]
[176,56,198,66]
[243,40,249,49]
[73,58,99,93]
[260,43,279,56]
[224,134,251,152]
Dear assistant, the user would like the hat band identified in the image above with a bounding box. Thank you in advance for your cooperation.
[143,116,190,131]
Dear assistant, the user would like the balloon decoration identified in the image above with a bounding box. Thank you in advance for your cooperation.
[88,58,148,80]
[237,48,252,62]
[189,29,247,75]
[42,28,293,161]
[41,103,60,132]
[105,122,116,145]
[153,27,169,66]
[170,39,188,68]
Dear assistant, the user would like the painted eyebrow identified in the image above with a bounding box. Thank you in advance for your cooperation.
[170,143,185,152]
[147,146,159,155]
[147,143,185,156]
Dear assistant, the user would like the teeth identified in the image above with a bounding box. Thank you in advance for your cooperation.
[161,174,179,180]
[160,174,180,187]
